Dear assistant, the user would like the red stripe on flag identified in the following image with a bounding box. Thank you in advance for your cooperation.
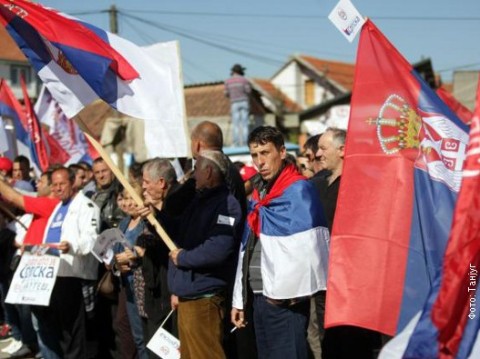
[0,0,138,81]
[325,19,418,335]
[431,77,480,359]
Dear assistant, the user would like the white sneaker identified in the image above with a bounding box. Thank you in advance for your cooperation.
[1,338,23,354]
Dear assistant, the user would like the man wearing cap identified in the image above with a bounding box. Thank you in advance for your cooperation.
[167,150,243,359]
[225,64,251,147]
[0,157,13,179]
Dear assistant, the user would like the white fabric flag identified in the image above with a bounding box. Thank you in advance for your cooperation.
[0,116,9,154]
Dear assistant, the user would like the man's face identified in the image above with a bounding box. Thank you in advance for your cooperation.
[93,161,114,189]
[73,169,86,191]
[12,162,28,181]
[142,171,166,201]
[36,174,51,197]
[316,131,344,172]
[51,170,75,203]
[249,142,286,182]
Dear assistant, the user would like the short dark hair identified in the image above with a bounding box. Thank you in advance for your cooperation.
[248,126,284,150]
[77,161,92,171]
[42,168,54,185]
[68,164,84,175]
[304,134,321,154]
[93,157,105,165]
[14,155,30,169]
[52,166,76,184]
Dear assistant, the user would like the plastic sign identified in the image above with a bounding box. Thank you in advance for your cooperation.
[328,0,366,43]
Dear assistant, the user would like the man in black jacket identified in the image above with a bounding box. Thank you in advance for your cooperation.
[168,150,243,359]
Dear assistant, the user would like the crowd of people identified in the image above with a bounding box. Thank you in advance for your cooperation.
[0,122,383,359]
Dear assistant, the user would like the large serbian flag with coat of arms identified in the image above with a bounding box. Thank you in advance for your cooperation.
[325,19,470,336]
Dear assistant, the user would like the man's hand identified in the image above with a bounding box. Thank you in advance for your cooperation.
[231,308,246,329]
[169,248,183,266]
[135,205,152,219]
[171,294,179,310]
[58,241,70,253]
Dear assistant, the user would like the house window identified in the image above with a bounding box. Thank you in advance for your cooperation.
[304,79,315,106]
[10,65,31,85]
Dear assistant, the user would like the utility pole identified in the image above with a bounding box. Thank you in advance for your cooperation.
[108,5,118,34]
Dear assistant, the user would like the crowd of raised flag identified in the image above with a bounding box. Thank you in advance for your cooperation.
[0,0,479,358]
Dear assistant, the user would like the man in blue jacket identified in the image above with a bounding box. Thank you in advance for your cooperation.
[168,150,243,359]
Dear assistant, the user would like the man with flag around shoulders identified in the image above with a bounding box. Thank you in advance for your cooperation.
[231,126,330,359]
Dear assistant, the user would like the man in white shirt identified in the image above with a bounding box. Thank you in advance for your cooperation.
[32,166,100,359]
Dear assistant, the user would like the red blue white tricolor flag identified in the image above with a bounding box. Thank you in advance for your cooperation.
[325,19,469,336]
[0,0,189,158]
[0,78,35,164]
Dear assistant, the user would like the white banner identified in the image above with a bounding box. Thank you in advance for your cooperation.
[147,310,180,359]
[6,250,60,306]
[328,0,365,43]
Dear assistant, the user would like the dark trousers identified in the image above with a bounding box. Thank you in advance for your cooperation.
[33,277,87,359]
[321,326,383,359]
[253,294,310,359]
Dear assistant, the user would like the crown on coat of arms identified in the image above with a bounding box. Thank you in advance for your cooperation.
[367,94,422,155]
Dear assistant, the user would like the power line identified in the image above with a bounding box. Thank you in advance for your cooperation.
[119,9,480,21]
[121,12,285,67]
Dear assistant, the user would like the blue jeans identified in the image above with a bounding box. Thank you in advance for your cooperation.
[231,100,250,147]
[124,276,148,359]
[253,294,310,359]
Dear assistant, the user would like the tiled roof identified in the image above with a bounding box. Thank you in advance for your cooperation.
[251,78,302,112]
[0,26,27,62]
[297,55,355,91]
[184,81,268,117]
[184,82,230,117]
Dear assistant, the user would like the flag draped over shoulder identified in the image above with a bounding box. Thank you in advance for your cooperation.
[325,19,469,336]
[0,0,189,158]
[232,165,330,309]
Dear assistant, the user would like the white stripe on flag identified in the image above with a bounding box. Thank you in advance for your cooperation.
[0,117,9,153]
[260,226,330,299]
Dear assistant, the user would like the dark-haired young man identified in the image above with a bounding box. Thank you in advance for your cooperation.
[231,126,330,359]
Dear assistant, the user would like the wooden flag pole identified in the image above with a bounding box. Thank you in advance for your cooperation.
[82,131,177,251]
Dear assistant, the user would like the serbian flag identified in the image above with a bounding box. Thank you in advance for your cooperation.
[437,86,473,125]
[0,1,189,158]
[0,78,33,161]
[35,85,91,164]
[325,19,469,336]
[232,165,330,309]
[19,75,49,171]
[401,77,480,359]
